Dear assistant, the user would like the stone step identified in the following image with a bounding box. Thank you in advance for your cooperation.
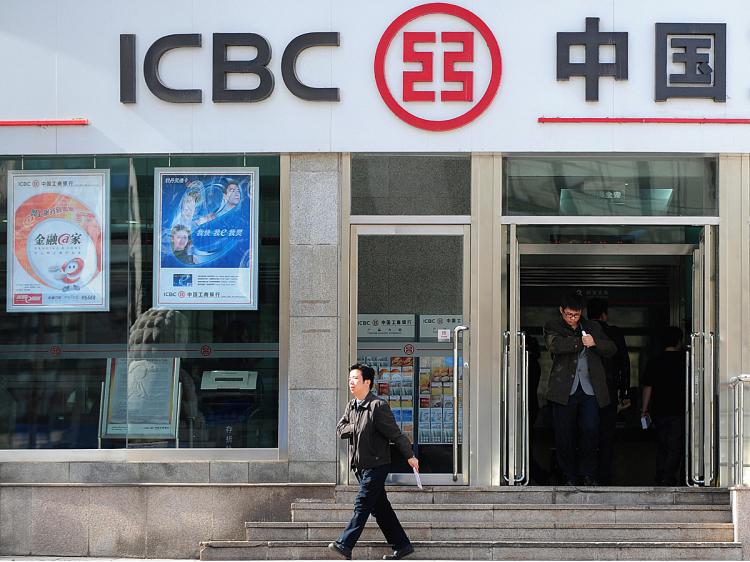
[333,485,730,506]
[245,520,735,543]
[290,502,732,524]
[200,539,743,560]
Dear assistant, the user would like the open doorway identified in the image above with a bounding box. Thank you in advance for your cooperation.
[502,224,717,487]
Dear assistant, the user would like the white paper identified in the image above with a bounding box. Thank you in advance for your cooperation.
[412,467,423,489]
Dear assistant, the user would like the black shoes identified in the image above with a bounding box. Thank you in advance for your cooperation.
[383,543,415,560]
[328,542,352,560]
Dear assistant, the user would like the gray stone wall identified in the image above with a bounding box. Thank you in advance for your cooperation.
[732,487,750,559]
[0,483,332,558]
[287,154,341,482]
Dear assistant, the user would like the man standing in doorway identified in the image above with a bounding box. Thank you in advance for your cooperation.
[544,293,616,486]
[329,363,418,560]
[641,327,686,485]
[587,297,631,485]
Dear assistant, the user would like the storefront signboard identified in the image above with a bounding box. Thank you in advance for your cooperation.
[358,314,417,339]
[153,168,260,310]
[6,169,110,312]
[101,357,180,439]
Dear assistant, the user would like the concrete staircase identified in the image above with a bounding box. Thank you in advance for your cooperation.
[200,486,742,560]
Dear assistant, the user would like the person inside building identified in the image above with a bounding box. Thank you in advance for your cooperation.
[329,363,418,561]
[641,326,686,485]
[587,297,631,485]
[544,293,617,486]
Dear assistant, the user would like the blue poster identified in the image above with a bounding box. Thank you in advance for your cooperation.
[153,168,259,310]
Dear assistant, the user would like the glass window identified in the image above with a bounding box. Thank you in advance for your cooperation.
[0,154,280,449]
[351,154,470,215]
[504,156,717,216]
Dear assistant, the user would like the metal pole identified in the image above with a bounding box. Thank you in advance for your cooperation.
[452,325,468,482]
[502,331,510,483]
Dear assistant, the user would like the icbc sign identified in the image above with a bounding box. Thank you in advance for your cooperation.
[375,3,502,131]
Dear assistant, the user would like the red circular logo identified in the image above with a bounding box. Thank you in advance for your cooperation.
[50,345,61,357]
[201,345,212,357]
[403,344,415,355]
[374,3,502,131]
[178,291,186,298]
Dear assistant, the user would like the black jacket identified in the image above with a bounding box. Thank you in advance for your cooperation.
[543,316,617,408]
[593,320,631,403]
[336,392,413,470]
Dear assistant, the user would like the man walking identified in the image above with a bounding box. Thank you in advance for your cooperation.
[544,293,616,486]
[329,363,418,560]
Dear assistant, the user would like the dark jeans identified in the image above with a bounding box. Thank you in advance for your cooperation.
[552,386,600,483]
[656,415,685,485]
[598,401,617,485]
[336,464,410,551]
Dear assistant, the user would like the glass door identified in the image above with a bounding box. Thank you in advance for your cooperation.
[350,225,470,485]
[687,225,717,486]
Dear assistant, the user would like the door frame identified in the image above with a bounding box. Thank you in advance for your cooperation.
[500,219,720,486]
[345,223,472,485]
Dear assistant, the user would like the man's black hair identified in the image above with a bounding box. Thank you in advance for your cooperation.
[350,363,375,388]
[560,292,586,311]
[587,297,608,320]
[663,326,683,348]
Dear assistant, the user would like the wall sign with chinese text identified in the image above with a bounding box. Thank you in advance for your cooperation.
[7,170,110,313]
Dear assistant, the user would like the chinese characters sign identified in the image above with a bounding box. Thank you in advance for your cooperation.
[557,17,727,103]
[153,168,260,310]
[7,170,109,312]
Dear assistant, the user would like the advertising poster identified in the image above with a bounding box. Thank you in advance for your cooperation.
[153,168,259,310]
[7,170,109,312]
[101,358,180,439]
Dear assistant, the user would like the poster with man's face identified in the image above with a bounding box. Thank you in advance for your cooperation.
[153,168,259,310]
[7,170,110,312]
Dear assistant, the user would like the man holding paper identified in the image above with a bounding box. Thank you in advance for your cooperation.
[329,363,418,561]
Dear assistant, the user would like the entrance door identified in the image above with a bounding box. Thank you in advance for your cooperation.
[687,225,717,486]
[350,225,470,484]
[501,223,718,486]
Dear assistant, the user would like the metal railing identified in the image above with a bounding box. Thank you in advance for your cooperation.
[730,374,750,486]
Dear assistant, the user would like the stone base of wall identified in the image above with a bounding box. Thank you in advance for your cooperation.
[0,482,334,558]
[731,486,750,560]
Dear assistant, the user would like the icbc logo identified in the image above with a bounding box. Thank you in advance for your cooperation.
[375,3,502,131]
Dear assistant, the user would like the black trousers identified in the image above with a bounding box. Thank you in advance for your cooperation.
[598,401,617,485]
[656,415,684,485]
[552,386,600,483]
[336,464,410,551]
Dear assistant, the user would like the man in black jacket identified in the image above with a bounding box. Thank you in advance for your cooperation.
[587,297,631,485]
[329,363,419,561]
[544,293,617,486]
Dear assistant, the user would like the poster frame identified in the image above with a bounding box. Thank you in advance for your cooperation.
[6,168,110,313]
[100,357,181,440]
[152,167,260,310]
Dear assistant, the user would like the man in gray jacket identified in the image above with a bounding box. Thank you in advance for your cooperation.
[329,363,419,560]
[544,293,616,486]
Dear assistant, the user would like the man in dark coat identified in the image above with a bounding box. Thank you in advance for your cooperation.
[587,297,631,485]
[544,293,617,486]
[329,363,418,561]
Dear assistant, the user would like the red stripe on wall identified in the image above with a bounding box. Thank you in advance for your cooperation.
[538,117,750,124]
[0,119,89,126]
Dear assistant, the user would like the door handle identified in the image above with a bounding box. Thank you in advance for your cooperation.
[452,325,469,482]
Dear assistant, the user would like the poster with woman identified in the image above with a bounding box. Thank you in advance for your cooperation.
[6,169,109,312]
[153,167,259,310]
